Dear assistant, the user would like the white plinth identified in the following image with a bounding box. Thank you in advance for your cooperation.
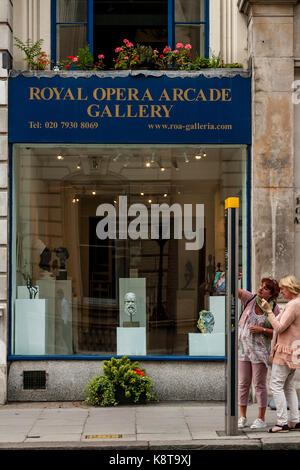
[15,299,47,354]
[117,327,146,356]
[208,296,225,334]
[188,332,225,356]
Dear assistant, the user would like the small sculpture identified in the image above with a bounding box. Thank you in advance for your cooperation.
[123,292,139,327]
[22,269,38,299]
[54,247,69,280]
[34,239,55,280]
[197,310,215,334]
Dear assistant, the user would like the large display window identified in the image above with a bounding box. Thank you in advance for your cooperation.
[11,143,248,357]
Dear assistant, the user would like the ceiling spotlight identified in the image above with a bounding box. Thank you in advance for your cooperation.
[163,193,168,198]
[148,199,152,203]
[76,197,80,202]
[160,167,165,172]
[140,192,144,196]
[145,161,151,168]
[72,198,76,204]
[76,162,81,170]
[92,191,96,195]
[195,154,202,160]
[57,154,64,160]
[203,151,207,157]
[184,152,189,163]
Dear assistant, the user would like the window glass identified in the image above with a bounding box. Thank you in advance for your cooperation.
[12,144,247,357]
[175,24,205,57]
[174,0,206,22]
[57,0,87,22]
[57,24,87,60]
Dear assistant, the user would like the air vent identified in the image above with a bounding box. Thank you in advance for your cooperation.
[23,371,47,390]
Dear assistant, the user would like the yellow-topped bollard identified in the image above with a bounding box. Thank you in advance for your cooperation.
[225,197,239,210]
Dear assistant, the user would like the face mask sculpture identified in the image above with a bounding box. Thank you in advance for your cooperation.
[197,310,215,334]
[123,292,140,327]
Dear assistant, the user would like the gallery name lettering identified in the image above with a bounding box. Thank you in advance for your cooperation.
[96,196,204,250]
[28,86,232,119]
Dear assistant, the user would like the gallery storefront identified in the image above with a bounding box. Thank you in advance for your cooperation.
[7,69,251,400]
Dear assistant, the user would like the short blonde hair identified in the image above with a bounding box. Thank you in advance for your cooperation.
[279,275,300,295]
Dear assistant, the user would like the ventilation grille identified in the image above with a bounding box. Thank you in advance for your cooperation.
[23,371,47,390]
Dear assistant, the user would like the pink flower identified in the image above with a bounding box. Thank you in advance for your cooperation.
[123,39,129,43]
[124,56,129,60]
[153,49,159,54]
[98,54,105,59]
[115,47,123,53]
[72,57,78,62]
[185,44,192,50]
[126,42,134,47]
[176,42,184,49]
[163,46,171,53]
[173,49,179,54]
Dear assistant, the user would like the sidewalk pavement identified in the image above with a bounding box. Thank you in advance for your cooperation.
[0,401,299,451]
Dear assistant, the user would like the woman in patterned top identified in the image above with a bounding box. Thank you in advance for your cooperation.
[238,278,280,430]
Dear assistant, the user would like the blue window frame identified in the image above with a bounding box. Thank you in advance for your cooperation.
[51,0,209,63]
[51,0,93,64]
[168,0,209,58]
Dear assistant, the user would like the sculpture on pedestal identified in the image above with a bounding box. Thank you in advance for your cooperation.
[123,292,140,327]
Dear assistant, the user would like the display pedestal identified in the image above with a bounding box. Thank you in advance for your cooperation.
[188,332,225,356]
[36,280,56,354]
[208,296,225,334]
[15,299,48,354]
[36,279,73,354]
[117,327,146,355]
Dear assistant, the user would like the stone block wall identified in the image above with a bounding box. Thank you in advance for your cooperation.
[0,0,11,404]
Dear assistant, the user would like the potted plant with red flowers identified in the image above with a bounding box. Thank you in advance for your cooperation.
[60,45,105,70]
[171,43,193,70]
[84,356,157,406]
[152,45,173,70]
[114,39,141,69]
[14,37,51,70]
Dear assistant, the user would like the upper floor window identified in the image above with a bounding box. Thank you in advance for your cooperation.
[51,0,209,66]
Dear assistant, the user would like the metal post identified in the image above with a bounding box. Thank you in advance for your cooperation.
[225,197,239,435]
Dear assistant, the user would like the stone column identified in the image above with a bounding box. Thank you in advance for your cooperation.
[0,0,11,404]
[238,0,298,287]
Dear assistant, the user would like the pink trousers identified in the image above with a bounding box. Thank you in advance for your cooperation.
[238,360,268,408]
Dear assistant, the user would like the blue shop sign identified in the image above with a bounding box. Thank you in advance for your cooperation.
[8,73,251,144]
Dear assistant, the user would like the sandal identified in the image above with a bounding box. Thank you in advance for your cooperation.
[289,423,300,431]
[268,424,289,433]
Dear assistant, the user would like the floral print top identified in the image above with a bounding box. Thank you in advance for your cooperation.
[238,301,271,368]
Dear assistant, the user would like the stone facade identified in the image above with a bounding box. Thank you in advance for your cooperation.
[0,0,11,404]
[0,1,300,402]
[238,0,299,285]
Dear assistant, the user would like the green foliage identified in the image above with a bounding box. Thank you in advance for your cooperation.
[84,356,157,407]
[209,52,223,68]
[223,62,243,68]
[192,56,211,70]
[14,37,51,70]
[76,45,95,69]
[135,44,155,68]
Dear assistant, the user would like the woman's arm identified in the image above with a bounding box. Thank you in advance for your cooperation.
[261,299,296,334]
[248,326,273,337]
